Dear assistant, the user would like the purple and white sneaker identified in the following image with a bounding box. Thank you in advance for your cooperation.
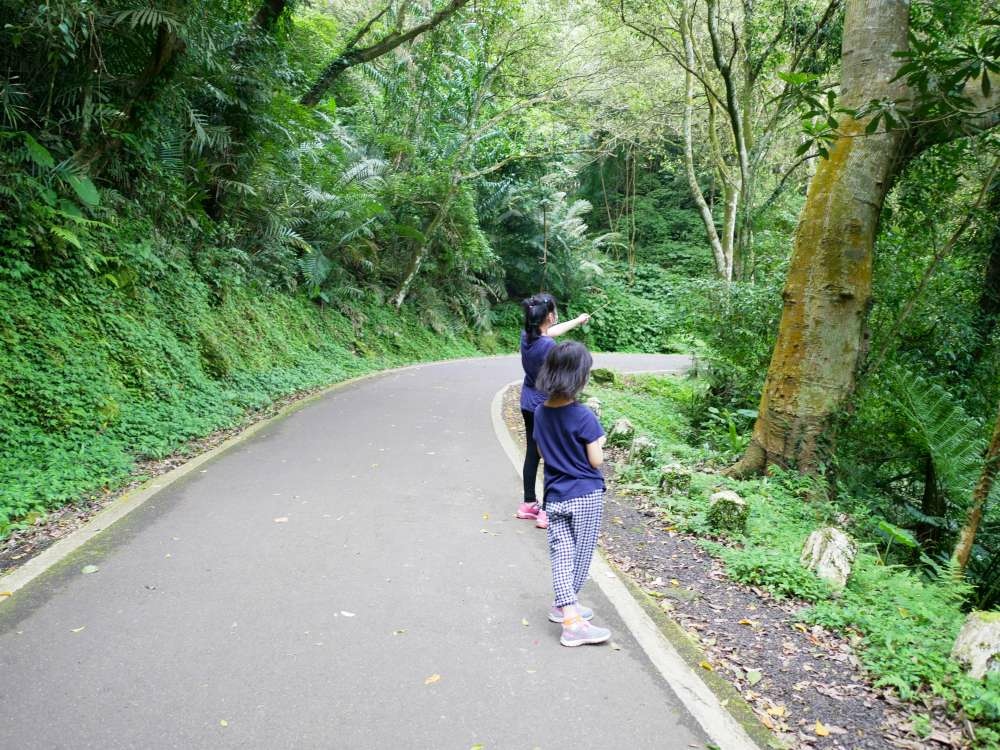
[560,618,611,647]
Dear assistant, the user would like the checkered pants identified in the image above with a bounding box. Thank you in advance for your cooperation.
[547,489,605,608]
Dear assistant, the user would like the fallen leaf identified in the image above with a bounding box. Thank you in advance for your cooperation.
[0,591,11,601]
[471,745,484,749]
[482,513,489,520]
[793,622,808,633]
[746,669,762,686]
[273,517,288,523]
[814,720,830,737]
[340,611,356,617]
[610,641,622,651]
[81,564,99,574]
[767,705,787,717]
[220,720,228,727]
[613,516,624,525]
[71,626,86,633]
[392,629,406,636]
[521,618,529,627]
[738,618,756,627]
[424,673,441,685]
[670,578,680,587]
[699,660,713,671]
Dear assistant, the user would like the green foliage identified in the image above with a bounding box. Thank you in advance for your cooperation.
[0,240,480,534]
[892,367,985,498]
[716,546,832,601]
[804,557,1000,730]
[589,371,1000,741]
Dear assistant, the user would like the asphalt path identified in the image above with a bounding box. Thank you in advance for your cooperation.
[0,353,708,750]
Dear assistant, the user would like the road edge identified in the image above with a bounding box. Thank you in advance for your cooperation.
[490,380,770,750]
[0,354,498,602]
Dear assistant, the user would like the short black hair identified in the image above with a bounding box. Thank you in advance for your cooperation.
[536,340,593,399]
[521,293,557,343]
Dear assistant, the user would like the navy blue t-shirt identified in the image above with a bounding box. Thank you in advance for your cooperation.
[532,402,606,502]
[520,331,555,412]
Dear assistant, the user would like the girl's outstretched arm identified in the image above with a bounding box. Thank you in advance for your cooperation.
[547,313,590,338]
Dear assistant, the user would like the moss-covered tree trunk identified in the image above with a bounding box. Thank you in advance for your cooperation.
[728,0,910,475]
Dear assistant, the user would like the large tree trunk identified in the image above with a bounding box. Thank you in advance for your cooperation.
[953,404,1000,571]
[728,0,910,476]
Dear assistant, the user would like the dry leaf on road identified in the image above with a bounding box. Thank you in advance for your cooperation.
[424,673,441,685]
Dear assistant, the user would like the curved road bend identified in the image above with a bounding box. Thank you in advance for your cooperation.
[0,353,708,749]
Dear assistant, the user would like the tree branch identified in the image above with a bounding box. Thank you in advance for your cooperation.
[301,0,470,105]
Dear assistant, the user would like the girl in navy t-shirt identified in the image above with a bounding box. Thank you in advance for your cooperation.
[533,341,611,647]
[517,294,590,529]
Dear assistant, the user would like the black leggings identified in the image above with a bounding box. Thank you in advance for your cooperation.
[522,409,541,504]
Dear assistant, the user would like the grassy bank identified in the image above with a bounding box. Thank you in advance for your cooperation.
[0,252,487,538]
[585,372,999,747]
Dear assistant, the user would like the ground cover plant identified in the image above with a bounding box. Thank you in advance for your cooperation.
[587,373,1000,747]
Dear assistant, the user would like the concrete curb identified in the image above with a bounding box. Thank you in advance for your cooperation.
[490,378,767,750]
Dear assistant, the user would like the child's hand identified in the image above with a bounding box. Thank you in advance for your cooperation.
[578,313,591,325]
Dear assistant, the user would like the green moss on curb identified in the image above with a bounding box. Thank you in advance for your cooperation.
[608,554,783,750]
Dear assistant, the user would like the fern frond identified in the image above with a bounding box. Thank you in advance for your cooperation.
[336,158,387,189]
[112,6,181,31]
[299,249,333,290]
[893,369,985,499]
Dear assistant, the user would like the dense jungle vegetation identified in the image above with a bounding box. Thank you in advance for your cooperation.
[1,0,998,743]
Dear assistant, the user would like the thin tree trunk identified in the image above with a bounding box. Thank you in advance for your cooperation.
[728,0,910,476]
[953,404,1000,571]
[681,8,729,280]
[391,182,460,309]
[918,454,945,550]
[721,176,739,280]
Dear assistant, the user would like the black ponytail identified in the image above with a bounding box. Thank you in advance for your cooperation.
[522,293,557,343]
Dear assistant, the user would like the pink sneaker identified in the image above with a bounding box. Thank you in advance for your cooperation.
[535,509,549,529]
[516,502,540,520]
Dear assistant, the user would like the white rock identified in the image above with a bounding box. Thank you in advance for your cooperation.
[628,435,657,466]
[659,463,693,492]
[584,397,602,419]
[608,418,635,446]
[952,611,1000,680]
[800,527,856,591]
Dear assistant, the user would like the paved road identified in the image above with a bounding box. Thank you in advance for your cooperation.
[0,354,707,749]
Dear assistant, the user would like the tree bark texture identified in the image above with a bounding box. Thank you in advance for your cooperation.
[953,404,1000,571]
[728,0,910,476]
